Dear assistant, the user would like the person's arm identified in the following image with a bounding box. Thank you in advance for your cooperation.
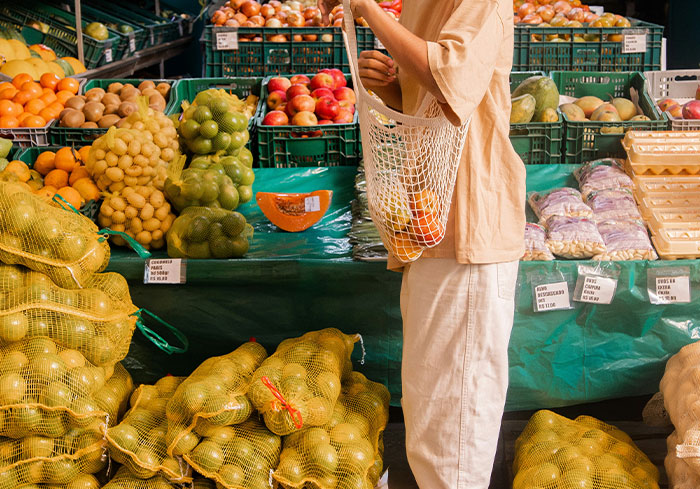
[358,51,402,110]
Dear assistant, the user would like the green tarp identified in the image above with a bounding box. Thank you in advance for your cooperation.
[108,165,700,411]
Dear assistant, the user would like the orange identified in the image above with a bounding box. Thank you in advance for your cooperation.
[55,90,73,105]
[0,99,20,117]
[0,116,19,128]
[39,92,57,106]
[0,82,13,92]
[12,90,33,106]
[40,73,61,90]
[16,112,33,124]
[0,87,18,101]
[69,166,90,185]
[77,146,91,163]
[33,151,56,176]
[24,99,46,115]
[44,168,69,189]
[72,178,100,202]
[48,101,64,114]
[20,82,42,99]
[39,107,59,122]
[56,78,79,95]
[54,147,78,172]
[11,73,33,89]
[20,115,46,128]
[4,161,31,182]
[35,185,57,200]
[56,186,83,210]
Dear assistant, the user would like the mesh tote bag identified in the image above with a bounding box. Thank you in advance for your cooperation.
[342,1,470,263]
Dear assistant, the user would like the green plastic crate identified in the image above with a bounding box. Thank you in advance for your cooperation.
[84,0,180,47]
[513,19,663,72]
[509,72,564,164]
[256,74,361,168]
[202,25,346,77]
[79,4,148,54]
[551,71,666,163]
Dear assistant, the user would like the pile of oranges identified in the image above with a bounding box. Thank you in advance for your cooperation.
[0,73,80,129]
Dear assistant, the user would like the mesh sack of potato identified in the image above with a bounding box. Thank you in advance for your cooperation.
[522,223,554,261]
[666,431,700,489]
[183,416,281,489]
[593,220,657,261]
[0,264,138,366]
[528,188,594,223]
[248,328,358,437]
[0,182,110,289]
[544,215,606,259]
[163,157,242,213]
[513,410,659,489]
[574,158,634,199]
[107,375,192,482]
[165,342,267,457]
[166,207,252,260]
[273,371,389,489]
[98,186,175,251]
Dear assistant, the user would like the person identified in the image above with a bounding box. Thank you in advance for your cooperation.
[318,0,526,488]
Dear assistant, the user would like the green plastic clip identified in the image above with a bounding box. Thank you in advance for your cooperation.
[132,308,189,354]
[98,228,152,259]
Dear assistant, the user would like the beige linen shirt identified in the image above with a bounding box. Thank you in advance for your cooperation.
[387,0,526,270]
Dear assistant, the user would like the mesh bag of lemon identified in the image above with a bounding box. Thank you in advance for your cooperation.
[248,328,358,437]
[98,186,176,251]
[666,431,700,489]
[0,264,138,367]
[0,182,110,289]
[107,375,192,482]
[165,342,267,458]
[166,207,252,260]
[19,473,102,489]
[103,465,184,489]
[513,410,660,489]
[189,154,255,206]
[183,416,281,489]
[273,371,389,489]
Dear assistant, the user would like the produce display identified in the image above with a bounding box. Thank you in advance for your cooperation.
[559,93,650,132]
[167,207,252,259]
[0,73,80,129]
[257,190,333,232]
[210,0,325,32]
[0,33,86,79]
[657,96,700,121]
[511,75,560,123]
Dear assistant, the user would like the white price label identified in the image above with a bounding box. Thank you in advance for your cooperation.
[575,275,617,304]
[622,34,647,54]
[216,30,239,51]
[104,48,113,63]
[589,6,604,15]
[534,282,571,312]
[144,259,186,284]
[128,34,136,53]
[374,38,385,50]
[305,195,321,212]
[652,276,690,304]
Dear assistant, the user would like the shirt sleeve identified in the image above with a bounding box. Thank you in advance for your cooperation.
[427,0,507,125]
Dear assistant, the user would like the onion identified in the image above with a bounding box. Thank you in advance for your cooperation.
[265,17,283,27]
[321,33,333,42]
[293,34,302,41]
[303,7,319,20]
[260,4,276,18]
[249,15,265,26]
[268,34,287,42]
[243,20,258,27]
[268,0,282,10]
[231,0,246,9]
[233,12,248,24]
[517,2,536,18]
[240,1,261,17]
[287,1,302,12]
[536,6,555,22]
[286,11,305,27]
[224,19,241,27]
[303,34,317,41]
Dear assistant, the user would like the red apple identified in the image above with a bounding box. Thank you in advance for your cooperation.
[268,77,291,93]
[338,100,355,114]
[267,90,287,110]
[315,96,340,120]
[325,68,347,88]
[287,94,316,116]
[263,110,289,125]
[318,119,333,125]
[310,73,335,91]
[333,87,356,104]
[311,88,335,100]
[334,109,354,123]
[286,84,311,100]
[292,111,318,126]
[682,100,700,120]
[290,74,310,86]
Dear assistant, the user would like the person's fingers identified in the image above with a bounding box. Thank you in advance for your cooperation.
[318,0,332,25]
[358,57,395,77]
[359,67,396,85]
[360,49,394,68]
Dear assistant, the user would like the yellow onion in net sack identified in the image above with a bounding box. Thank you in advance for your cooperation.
[103,465,183,489]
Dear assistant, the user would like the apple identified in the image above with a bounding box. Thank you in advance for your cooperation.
[682,100,700,120]
[696,84,700,101]
[286,84,311,100]
[268,77,291,93]
[287,94,316,116]
[267,90,287,110]
[334,109,354,123]
[311,88,335,100]
[310,73,335,91]
[339,100,355,114]
[326,68,347,88]
[318,119,333,125]
[315,96,340,120]
[292,111,318,126]
[290,74,310,86]
[262,110,289,125]
[667,104,683,118]
[333,87,356,104]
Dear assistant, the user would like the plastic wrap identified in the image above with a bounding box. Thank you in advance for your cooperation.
[574,158,634,198]
[522,223,554,261]
[544,216,606,259]
[528,188,593,222]
[586,189,642,222]
[594,220,658,261]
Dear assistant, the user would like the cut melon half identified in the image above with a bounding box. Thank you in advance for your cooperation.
[256,190,333,232]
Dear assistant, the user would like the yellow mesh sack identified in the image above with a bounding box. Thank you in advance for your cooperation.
[248,329,357,437]
[513,410,660,489]
[27,473,102,488]
[102,465,181,489]
[165,342,267,457]
[0,183,110,289]
[0,264,138,367]
[192,477,216,489]
[107,376,192,482]
[183,416,281,489]
[273,371,389,489]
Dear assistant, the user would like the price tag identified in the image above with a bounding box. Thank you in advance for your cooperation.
[575,275,617,304]
[305,195,321,212]
[652,276,690,304]
[104,48,113,63]
[144,259,186,284]
[374,37,385,50]
[534,282,570,312]
[216,30,239,51]
[622,34,647,54]
[128,34,136,53]
[589,6,604,15]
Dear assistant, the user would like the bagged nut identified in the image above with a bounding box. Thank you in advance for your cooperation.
[522,223,554,261]
[574,158,634,199]
[528,188,593,222]
[544,215,606,259]
[586,188,642,222]
[593,220,658,261]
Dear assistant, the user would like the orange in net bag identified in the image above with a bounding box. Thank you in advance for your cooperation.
[165,342,267,457]
[184,416,281,489]
[0,264,138,367]
[513,410,659,489]
[107,375,192,482]
[248,328,358,436]
[103,465,183,489]
[273,371,389,489]
[0,182,110,289]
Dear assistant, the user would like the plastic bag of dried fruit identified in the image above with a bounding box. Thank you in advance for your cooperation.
[0,182,110,289]
[522,223,554,261]
[184,416,281,489]
[165,342,267,457]
[248,328,358,436]
[103,465,182,489]
[593,220,657,261]
[544,215,606,259]
[513,410,659,489]
[107,375,191,482]
[528,188,593,223]
[574,158,634,199]
[585,188,642,222]
[666,431,700,489]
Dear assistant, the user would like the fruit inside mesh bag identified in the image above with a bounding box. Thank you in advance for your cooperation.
[103,465,183,489]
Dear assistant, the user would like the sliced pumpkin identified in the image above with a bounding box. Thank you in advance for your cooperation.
[256,190,333,232]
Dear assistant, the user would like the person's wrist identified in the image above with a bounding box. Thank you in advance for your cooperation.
[352,0,371,18]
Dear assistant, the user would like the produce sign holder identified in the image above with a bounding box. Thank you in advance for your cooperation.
[202,25,346,77]
[645,69,700,131]
[255,74,361,168]
[79,4,148,53]
[509,71,564,164]
[0,2,122,68]
[551,71,665,163]
[86,0,183,46]
[513,19,663,73]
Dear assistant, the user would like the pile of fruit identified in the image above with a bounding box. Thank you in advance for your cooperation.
[0,73,79,129]
[262,69,356,126]
[510,75,560,123]
[560,95,650,130]
[0,32,86,79]
[657,93,700,120]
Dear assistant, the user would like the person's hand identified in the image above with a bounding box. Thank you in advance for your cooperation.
[317,0,366,25]
[359,50,396,88]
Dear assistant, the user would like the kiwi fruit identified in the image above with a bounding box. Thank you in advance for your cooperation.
[103,104,120,115]
[101,93,121,107]
[117,101,138,118]
[97,115,121,128]
[85,87,106,102]
[80,122,99,129]
[138,80,156,92]
[147,93,166,112]
[83,101,105,122]
[65,96,86,111]
[156,83,170,98]
[107,82,124,94]
[60,109,85,128]
[120,86,139,101]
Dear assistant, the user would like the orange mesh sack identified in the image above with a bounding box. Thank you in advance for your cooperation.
[0,264,138,367]
[107,375,192,482]
[165,342,267,457]
[666,431,700,489]
[513,410,660,489]
[184,416,281,489]
[248,328,358,436]
[103,465,182,489]
[273,371,389,489]
[0,182,110,289]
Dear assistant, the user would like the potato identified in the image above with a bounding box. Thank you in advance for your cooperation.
[148,93,166,112]
[120,86,139,101]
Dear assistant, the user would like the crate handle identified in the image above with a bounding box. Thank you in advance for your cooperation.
[673,75,699,83]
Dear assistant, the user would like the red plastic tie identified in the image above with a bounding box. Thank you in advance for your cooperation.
[261,376,303,429]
